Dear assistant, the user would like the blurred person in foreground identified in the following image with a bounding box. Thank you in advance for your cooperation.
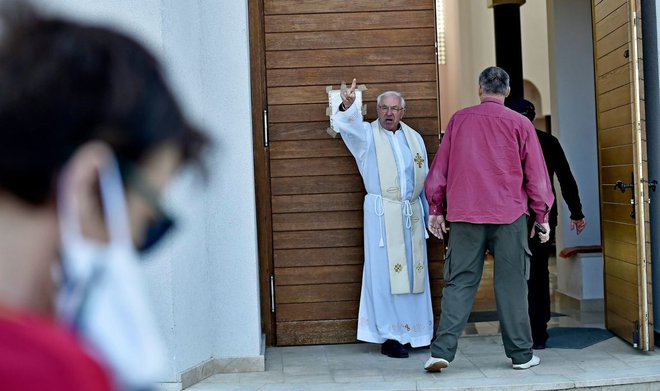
[0,3,207,390]
[510,99,586,350]
[423,66,554,373]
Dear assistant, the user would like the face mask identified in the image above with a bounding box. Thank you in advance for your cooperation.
[56,155,167,390]
[118,160,176,253]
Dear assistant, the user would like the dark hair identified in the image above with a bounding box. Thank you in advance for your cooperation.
[478,66,510,96]
[0,3,207,205]
[509,98,536,122]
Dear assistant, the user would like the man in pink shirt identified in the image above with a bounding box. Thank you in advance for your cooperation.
[423,66,554,373]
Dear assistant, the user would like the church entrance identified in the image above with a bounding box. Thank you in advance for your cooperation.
[249,0,445,346]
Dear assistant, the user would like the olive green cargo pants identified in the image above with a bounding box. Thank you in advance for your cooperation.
[430,214,534,365]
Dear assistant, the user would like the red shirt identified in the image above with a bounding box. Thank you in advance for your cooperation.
[0,306,113,391]
[425,96,553,224]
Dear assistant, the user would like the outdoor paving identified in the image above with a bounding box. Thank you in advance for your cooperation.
[179,330,660,391]
[163,259,660,390]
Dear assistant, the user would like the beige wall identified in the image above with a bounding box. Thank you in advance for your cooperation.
[439,0,551,130]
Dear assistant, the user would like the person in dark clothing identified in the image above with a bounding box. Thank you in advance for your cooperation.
[510,99,587,349]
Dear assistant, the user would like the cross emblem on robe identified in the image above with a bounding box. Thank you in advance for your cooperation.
[414,153,424,168]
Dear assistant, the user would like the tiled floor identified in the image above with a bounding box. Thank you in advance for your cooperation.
[180,258,660,390]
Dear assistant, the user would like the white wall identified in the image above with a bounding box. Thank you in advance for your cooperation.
[439,0,552,129]
[521,0,552,116]
[547,0,601,250]
[34,0,261,383]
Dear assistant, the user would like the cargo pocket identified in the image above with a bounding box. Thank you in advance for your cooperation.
[523,245,532,280]
[443,246,453,282]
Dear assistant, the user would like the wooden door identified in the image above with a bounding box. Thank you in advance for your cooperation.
[256,0,445,346]
[592,0,654,350]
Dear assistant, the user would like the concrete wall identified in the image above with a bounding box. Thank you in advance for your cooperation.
[34,0,261,383]
[641,0,660,335]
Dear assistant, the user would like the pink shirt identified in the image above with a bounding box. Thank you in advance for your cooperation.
[425,96,554,224]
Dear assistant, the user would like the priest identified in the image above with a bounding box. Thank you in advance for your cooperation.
[331,79,433,358]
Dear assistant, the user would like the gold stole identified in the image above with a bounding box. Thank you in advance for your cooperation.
[371,120,427,295]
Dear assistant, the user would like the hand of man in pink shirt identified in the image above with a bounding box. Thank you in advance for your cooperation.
[428,215,447,240]
[530,222,551,243]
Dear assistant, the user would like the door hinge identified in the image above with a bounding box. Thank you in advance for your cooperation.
[270,274,275,313]
[633,320,640,348]
[263,110,269,148]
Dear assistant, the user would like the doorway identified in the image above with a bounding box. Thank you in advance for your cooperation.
[249,0,446,346]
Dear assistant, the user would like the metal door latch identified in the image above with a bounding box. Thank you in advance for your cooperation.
[614,180,634,193]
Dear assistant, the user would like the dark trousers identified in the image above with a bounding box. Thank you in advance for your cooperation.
[527,235,552,346]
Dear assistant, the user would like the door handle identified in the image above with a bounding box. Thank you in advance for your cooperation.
[642,179,657,193]
[614,180,634,193]
[614,177,636,219]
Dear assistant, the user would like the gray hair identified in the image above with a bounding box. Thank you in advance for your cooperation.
[478,66,510,95]
[377,91,406,108]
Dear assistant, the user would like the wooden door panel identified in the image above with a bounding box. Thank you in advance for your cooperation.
[601,220,637,244]
[266,28,435,51]
[269,122,338,141]
[599,124,633,147]
[602,238,638,262]
[268,118,439,141]
[605,256,639,281]
[276,301,360,322]
[272,193,365,213]
[596,24,628,57]
[268,82,439,105]
[274,247,364,267]
[267,64,438,87]
[606,291,639,321]
[601,202,636,222]
[270,157,360,177]
[598,83,632,111]
[266,46,435,69]
[273,211,363,231]
[269,140,353,159]
[275,265,363,285]
[601,165,634,184]
[264,0,432,14]
[264,11,434,33]
[598,64,632,93]
[277,283,362,304]
[596,26,627,60]
[262,0,442,345]
[600,144,633,165]
[276,320,357,345]
[606,275,638,297]
[596,2,628,37]
[273,229,364,249]
[271,175,364,195]
[597,48,629,75]
[595,0,625,22]
[593,0,653,349]
[268,99,437,123]
[598,104,632,128]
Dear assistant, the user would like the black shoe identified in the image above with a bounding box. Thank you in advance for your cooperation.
[381,339,409,358]
[533,342,546,350]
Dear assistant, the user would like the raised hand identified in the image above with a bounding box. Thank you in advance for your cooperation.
[341,78,357,109]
